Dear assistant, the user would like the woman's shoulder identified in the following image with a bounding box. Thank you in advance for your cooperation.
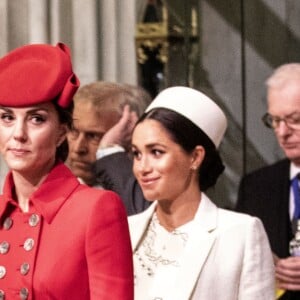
[128,202,155,220]
[60,185,128,229]
[217,207,265,232]
[127,203,155,235]
[68,184,126,215]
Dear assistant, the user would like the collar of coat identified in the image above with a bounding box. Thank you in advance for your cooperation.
[0,161,80,224]
[129,193,218,250]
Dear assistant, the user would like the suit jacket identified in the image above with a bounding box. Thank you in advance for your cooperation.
[236,159,292,258]
[93,152,150,216]
[0,162,133,300]
[129,193,275,300]
[236,159,300,300]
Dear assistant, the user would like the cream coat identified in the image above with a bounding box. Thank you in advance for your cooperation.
[129,193,275,300]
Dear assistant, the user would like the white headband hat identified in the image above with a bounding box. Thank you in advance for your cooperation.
[145,86,227,148]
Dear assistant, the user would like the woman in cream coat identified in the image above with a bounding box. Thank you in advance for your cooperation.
[129,86,275,300]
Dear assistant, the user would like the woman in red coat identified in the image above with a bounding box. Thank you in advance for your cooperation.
[0,43,133,299]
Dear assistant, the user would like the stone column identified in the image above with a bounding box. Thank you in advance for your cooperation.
[99,0,118,82]
[0,0,8,55]
[117,0,137,84]
[72,0,98,84]
[28,0,49,43]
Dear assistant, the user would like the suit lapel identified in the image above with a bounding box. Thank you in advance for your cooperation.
[169,193,218,300]
[272,160,291,256]
[128,202,157,251]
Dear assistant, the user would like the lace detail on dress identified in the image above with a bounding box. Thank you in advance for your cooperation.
[134,213,190,278]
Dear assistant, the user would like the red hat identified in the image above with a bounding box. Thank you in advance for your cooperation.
[0,42,80,108]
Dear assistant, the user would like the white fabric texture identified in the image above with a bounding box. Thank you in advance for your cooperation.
[129,193,275,300]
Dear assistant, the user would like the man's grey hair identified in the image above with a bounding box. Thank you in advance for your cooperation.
[266,63,300,89]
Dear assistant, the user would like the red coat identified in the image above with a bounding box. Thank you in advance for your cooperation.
[0,162,133,299]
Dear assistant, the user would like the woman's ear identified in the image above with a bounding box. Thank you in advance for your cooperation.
[56,124,68,147]
[190,145,205,170]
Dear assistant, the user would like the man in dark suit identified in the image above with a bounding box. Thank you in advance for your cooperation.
[66,81,150,215]
[93,150,149,215]
[236,63,300,299]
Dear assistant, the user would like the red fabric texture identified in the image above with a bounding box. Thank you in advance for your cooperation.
[0,162,133,299]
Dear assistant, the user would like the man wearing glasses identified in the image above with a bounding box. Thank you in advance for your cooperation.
[236,63,300,300]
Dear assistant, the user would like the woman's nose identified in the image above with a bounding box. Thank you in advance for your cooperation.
[137,156,152,173]
[13,120,27,142]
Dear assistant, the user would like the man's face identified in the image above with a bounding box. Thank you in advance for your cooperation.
[66,101,119,185]
[268,80,300,165]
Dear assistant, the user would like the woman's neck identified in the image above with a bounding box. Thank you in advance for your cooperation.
[155,188,201,232]
[12,170,49,212]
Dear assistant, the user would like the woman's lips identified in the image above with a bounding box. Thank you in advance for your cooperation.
[9,148,30,156]
[139,177,159,187]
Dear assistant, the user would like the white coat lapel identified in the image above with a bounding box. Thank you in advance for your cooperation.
[169,194,218,300]
[128,202,157,251]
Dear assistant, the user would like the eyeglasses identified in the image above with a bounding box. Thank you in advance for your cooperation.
[262,112,300,129]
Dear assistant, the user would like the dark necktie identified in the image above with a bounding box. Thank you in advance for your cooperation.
[291,174,300,233]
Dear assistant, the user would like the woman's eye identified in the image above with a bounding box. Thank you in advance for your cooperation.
[31,115,46,124]
[152,149,163,156]
[131,149,141,159]
[0,113,14,122]
[131,150,138,157]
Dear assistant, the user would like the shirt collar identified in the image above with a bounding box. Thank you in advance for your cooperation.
[0,162,80,223]
[290,162,300,180]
